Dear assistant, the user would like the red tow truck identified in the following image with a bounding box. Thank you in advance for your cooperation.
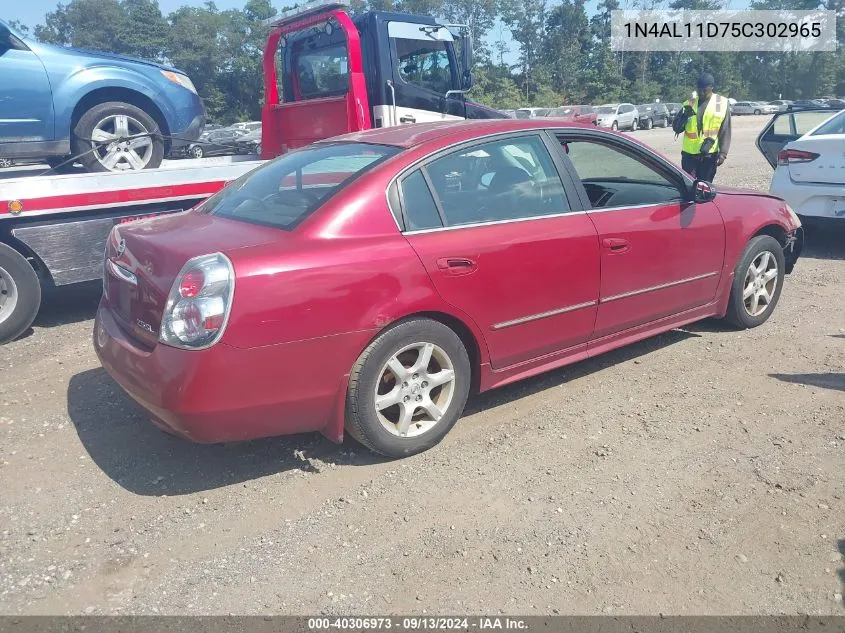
[0,0,501,342]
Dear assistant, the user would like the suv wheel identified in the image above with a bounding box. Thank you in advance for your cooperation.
[72,101,164,173]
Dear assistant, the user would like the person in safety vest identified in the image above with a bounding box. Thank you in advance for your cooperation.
[672,72,731,182]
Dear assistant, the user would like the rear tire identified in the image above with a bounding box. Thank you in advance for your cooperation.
[190,145,204,159]
[345,318,471,458]
[724,235,785,329]
[72,101,164,173]
[0,158,13,168]
[0,243,41,344]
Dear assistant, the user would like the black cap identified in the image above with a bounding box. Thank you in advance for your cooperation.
[696,73,715,91]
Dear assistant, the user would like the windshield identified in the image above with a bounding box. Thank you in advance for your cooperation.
[198,142,399,230]
[595,106,615,114]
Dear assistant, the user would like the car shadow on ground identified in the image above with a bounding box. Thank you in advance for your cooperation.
[769,372,845,393]
[36,282,101,328]
[838,539,845,607]
[802,222,845,261]
[68,328,699,497]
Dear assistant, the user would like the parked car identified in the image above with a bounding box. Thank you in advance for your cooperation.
[791,99,829,109]
[184,127,248,159]
[231,121,262,132]
[0,19,205,172]
[823,99,845,110]
[233,127,262,155]
[769,100,793,112]
[595,103,639,131]
[546,105,597,125]
[665,102,683,122]
[757,107,845,223]
[635,103,670,129]
[515,108,551,119]
[733,101,778,115]
[94,119,802,458]
[499,110,517,118]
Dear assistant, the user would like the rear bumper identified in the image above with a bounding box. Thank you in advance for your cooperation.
[93,301,368,444]
[770,170,845,219]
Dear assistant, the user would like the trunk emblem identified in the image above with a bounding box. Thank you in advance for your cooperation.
[136,319,155,334]
[116,239,126,256]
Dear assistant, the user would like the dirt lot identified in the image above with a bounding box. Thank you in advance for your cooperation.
[1,116,844,616]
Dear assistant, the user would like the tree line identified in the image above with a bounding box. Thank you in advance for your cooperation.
[11,0,845,125]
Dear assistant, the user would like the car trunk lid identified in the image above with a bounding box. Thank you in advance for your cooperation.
[103,210,279,347]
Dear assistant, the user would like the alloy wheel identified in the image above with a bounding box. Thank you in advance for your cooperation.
[743,250,778,317]
[90,114,154,171]
[374,342,456,438]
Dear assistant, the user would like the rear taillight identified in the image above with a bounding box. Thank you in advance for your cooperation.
[777,149,819,166]
[160,253,234,349]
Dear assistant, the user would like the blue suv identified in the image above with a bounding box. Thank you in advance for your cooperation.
[0,19,205,172]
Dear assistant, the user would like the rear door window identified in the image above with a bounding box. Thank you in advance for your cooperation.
[400,135,571,228]
[200,142,398,230]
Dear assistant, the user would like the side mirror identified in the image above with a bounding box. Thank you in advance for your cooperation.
[690,179,717,203]
[459,30,472,90]
[461,69,473,91]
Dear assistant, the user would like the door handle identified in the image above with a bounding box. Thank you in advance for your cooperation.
[602,237,630,253]
[436,257,477,275]
[399,115,416,124]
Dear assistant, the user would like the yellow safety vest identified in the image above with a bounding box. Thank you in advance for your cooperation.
[681,93,727,154]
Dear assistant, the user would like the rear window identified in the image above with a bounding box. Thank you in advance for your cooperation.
[810,110,845,135]
[294,44,349,99]
[198,143,399,230]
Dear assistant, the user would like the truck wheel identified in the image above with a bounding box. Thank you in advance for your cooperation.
[0,243,41,344]
[345,318,471,458]
[724,235,785,329]
[72,102,164,173]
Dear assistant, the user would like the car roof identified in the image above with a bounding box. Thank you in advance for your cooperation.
[327,120,599,149]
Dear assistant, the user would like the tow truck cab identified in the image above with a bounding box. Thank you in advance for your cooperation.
[260,1,503,158]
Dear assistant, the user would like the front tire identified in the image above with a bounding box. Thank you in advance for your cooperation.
[345,318,471,458]
[611,121,618,131]
[0,243,41,344]
[0,158,13,168]
[644,118,653,130]
[631,118,638,131]
[724,235,785,329]
[190,145,204,159]
[754,109,761,115]
[72,101,164,173]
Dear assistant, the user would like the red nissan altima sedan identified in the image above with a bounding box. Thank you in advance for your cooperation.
[94,120,803,458]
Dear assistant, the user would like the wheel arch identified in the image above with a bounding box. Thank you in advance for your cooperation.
[752,222,788,247]
[70,88,171,151]
[0,233,53,288]
[322,308,488,445]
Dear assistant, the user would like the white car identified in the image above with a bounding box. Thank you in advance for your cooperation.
[514,107,551,119]
[594,103,639,131]
[733,101,778,115]
[757,108,845,221]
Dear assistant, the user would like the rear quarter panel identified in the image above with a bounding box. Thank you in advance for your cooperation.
[221,173,492,363]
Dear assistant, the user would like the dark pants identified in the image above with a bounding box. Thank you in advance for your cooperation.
[681,152,718,182]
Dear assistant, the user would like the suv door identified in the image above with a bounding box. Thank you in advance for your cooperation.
[387,21,464,125]
[398,133,599,369]
[0,22,54,145]
[756,109,839,168]
[554,131,725,339]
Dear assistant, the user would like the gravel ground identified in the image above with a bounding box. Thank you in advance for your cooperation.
[1,116,844,616]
